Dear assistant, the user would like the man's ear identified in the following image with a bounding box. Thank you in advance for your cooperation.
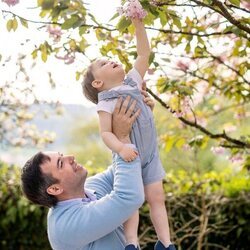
[47,184,63,196]
[92,80,104,89]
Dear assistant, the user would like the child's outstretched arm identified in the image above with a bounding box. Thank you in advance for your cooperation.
[133,19,151,79]
[98,111,138,162]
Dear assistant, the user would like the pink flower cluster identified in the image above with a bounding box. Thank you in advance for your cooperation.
[117,0,147,20]
[176,61,189,72]
[173,96,191,118]
[55,53,75,65]
[211,146,225,155]
[47,25,62,42]
[2,0,19,7]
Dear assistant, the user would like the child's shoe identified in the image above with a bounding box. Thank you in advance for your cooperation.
[154,240,176,250]
[125,244,139,250]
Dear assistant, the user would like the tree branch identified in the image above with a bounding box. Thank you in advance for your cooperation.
[146,26,233,37]
[225,4,250,14]
[212,0,250,35]
[146,88,250,149]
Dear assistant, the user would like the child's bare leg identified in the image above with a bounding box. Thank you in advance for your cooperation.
[123,210,139,247]
[145,181,172,247]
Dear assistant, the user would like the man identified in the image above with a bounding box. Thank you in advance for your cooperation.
[21,95,154,250]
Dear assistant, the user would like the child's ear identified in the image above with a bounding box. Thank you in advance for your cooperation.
[92,80,104,89]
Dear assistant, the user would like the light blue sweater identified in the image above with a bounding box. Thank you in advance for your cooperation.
[47,154,144,250]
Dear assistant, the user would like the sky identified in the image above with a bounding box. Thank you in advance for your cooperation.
[0,0,120,106]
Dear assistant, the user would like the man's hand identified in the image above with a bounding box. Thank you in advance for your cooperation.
[112,96,140,144]
[141,81,155,111]
[119,145,138,162]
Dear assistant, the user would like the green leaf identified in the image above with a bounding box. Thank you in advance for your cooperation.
[175,138,186,149]
[79,26,87,36]
[109,12,119,22]
[31,49,38,59]
[149,52,155,65]
[12,18,18,31]
[6,19,13,32]
[79,39,86,52]
[159,12,167,27]
[116,16,131,32]
[61,15,80,30]
[165,136,175,152]
[88,13,99,25]
[19,18,28,28]
[75,71,81,81]
[172,16,182,29]
[228,0,240,6]
[41,0,55,10]
[185,43,191,54]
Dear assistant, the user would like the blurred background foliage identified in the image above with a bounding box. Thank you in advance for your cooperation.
[1,0,250,249]
[1,161,249,249]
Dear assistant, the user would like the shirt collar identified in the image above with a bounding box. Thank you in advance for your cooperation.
[56,188,97,206]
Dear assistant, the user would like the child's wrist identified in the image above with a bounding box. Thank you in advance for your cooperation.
[118,135,131,144]
[117,143,125,154]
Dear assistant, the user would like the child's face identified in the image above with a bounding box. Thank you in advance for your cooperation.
[92,58,125,89]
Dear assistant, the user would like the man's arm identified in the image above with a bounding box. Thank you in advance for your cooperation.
[53,155,144,248]
[133,19,151,79]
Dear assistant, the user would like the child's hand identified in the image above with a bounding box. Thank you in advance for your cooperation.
[119,145,138,162]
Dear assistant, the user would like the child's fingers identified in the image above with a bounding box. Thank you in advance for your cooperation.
[141,81,146,91]
[141,89,148,97]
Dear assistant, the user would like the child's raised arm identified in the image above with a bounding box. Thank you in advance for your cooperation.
[98,111,138,162]
[133,19,151,79]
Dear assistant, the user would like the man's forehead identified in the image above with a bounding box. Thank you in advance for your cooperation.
[40,151,60,173]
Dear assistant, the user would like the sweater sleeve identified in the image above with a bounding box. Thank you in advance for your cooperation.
[48,154,144,249]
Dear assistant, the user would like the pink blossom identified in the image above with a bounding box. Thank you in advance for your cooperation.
[229,154,243,163]
[2,0,19,6]
[147,68,155,75]
[196,117,207,127]
[55,53,75,65]
[242,1,250,10]
[223,124,236,133]
[176,61,189,71]
[173,111,184,118]
[47,25,62,42]
[172,97,191,118]
[234,112,246,120]
[182,144,191,151]
[117,0,147,20]
[211,146,225,155]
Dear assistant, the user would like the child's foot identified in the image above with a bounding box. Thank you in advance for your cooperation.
[125,244,139,250]
[154,240,176,250]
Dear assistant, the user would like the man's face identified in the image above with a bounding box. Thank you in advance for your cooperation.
[92,58,125,87]
[41,151,88,198]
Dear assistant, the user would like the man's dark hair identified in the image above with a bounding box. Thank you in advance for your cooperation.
[21,152,59,208]
[82,63,99,104]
